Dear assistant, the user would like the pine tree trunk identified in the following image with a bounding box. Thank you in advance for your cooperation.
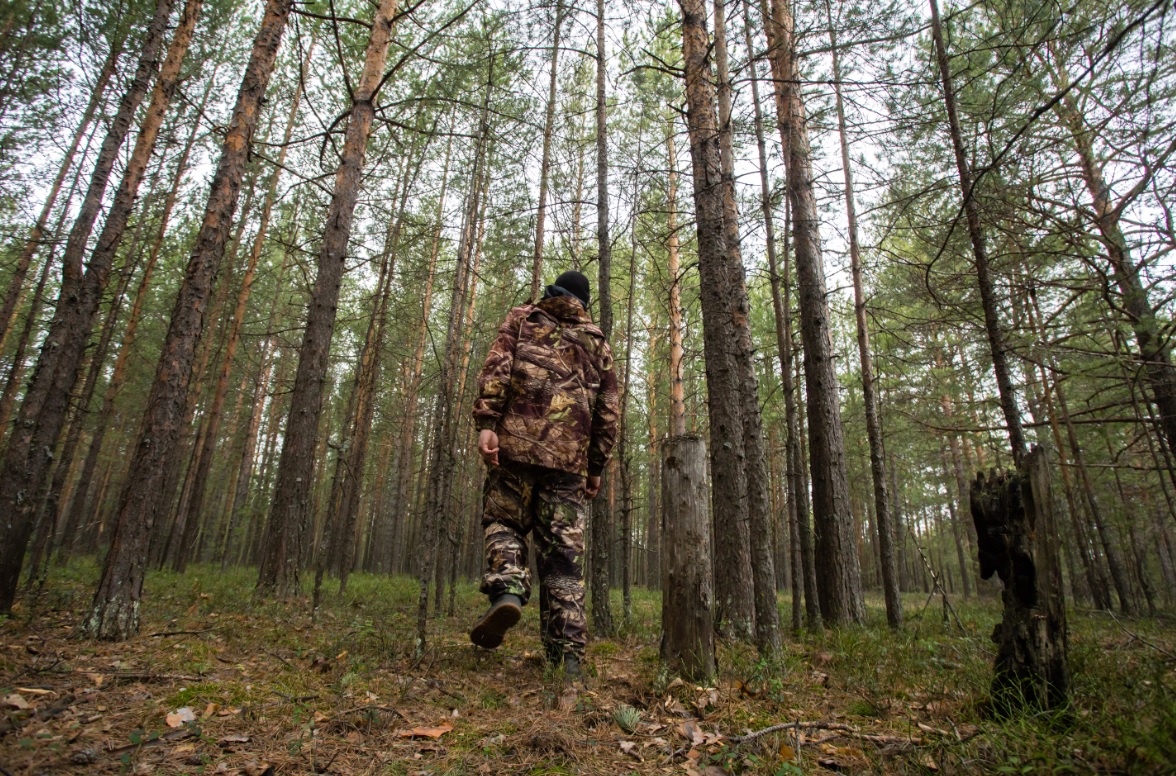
[763,0,863,624]
[417,71,492,652]
[337,155,416,591]
[0,145,90,446]
[0,36,121,353]
[646,347,660,589]
[83,0,294,639]
[824,0,900,627]
[661,434,716,681]
[388,133,451,574]
[676,0,754,641]
[928,0,1027,462]
[60,69,219,558]
[0,0,177,615]
[257,0,399,598]
[590,0,615,637]
[665,124,686,437]
[175,44,308,573]
[530,0,565,300]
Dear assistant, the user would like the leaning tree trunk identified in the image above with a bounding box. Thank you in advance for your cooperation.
[590,0,615,637]
[0,0,177,616]
[763,0,863,624]
[0,33,122,352]
[175,42,307,573]
[676,0,755,641]
[83,0,294,640]
[257,0,399,598]
[928,0,1027,462]
[59,65,219,561]
[825,0,900,628]
[971,447,1069,713]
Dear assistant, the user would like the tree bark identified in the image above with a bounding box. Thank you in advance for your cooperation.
[928,0,1027,462]
[666,122,687,437]
[175,38,308,573]
[530,0,565,301]
[971,448,1069,713]
[257,0,399,598]
[718,0,780,655]
[83,0,294,639]
[591,0,615,637]
[763,0,863,624]
[661,434,715,682]
[676,0,754,641]
[0,0,177,615]
[824,0,900,627]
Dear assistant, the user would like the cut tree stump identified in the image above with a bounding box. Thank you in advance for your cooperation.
[660,434,715,681]
[970,445,1069,714]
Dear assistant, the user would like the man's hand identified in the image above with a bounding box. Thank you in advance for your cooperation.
[585,475,602,499]
[478,429,500,467]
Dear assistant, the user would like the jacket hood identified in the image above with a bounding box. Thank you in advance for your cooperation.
[537,294,593,325]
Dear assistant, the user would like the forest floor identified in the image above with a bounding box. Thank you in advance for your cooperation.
[1,562,1174,775]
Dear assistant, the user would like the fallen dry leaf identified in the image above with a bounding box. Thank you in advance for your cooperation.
[397,722,454,739]
[678,719,706,746]
[922,754,940,771]
[618,740,642,760]
[218,734,250,745]
[2,693,31,710]
[166,707,197,728]
[15,687,53,696]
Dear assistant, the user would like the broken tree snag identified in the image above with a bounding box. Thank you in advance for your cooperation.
[970,446,1069,714]
[660,434,716,682]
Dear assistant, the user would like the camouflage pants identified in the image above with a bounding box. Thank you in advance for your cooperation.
[479,463,587,660]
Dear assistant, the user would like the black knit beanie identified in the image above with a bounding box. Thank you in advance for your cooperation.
[553,270,591,308]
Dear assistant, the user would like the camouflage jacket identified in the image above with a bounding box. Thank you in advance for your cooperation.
[472,295,619,478]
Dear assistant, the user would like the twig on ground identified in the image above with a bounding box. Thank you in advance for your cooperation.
[1104,610,1176,661]
[88,671,202,683]
[272,691,319,703]
[261,647,295,668]
[105,726,198,754]
[730,720,925,749]
[148,628,217,638]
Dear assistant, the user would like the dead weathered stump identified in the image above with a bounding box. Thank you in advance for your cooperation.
[660,434,716,681]
[970,446,1069,714]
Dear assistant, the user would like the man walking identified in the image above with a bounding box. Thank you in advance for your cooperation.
[469,270,619,680]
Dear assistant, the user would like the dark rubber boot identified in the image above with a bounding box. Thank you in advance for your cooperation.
[563,653,583,682]
[470,594,523,649]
